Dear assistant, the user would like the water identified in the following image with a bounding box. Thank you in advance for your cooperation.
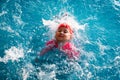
[0,0,120,80]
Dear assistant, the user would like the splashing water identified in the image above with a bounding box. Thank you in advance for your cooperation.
[0,46,24,63]
[0,0,120,80]
[42,12,86,40]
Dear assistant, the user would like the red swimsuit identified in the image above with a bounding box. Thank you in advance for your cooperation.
[40,40,79,59]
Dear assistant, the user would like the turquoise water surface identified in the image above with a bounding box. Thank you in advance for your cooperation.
[0,0,120,80]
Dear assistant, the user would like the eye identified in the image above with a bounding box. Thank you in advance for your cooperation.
[58,30,62,32]
[64,30,68,33]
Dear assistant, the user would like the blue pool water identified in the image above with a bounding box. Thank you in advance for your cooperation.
[0,0,120,80]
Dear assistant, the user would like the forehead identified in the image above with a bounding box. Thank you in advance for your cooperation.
[57,27,69,30]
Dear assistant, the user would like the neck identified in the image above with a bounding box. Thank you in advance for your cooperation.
[56,41,65,50]
[55,40,70,49]
[56,40,67,45]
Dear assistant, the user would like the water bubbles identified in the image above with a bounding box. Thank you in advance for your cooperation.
[0,11,7,16]
[42,12,86,32]
[0,25,14,33]
[114,56,120,66]
[37,64,57,80]
[21,63,35,80]
[13,15,25,26]
[0,46,24,63]
[22,68,29,80]
[97,40,110,55]
[112,0,120,11]
[38,70,56,80]
[113,0,120,7]
[0,0,119,79]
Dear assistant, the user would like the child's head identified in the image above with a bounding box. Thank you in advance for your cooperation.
[55,23,73,43]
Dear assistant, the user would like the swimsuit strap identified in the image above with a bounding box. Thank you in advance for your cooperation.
[46,39,58,48]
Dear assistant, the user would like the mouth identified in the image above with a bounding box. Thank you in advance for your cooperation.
[58,35,64,37]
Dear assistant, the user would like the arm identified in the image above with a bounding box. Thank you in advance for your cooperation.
[39,46,54,56]
[38,40,56,56]
[35,45,54,62]
[64,43,80,60]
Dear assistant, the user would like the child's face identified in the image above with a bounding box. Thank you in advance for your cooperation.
[55,27,72,43]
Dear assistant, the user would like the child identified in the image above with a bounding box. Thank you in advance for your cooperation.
[37,23,79,60]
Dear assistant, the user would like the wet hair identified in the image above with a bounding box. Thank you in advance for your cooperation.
[58,23,73,34]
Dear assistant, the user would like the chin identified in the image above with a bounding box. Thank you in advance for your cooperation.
[57,39,64,42]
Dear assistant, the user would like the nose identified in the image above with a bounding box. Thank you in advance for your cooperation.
[60,31,64,34]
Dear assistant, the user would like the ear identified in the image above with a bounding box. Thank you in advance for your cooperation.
[54,31,57,38]
[70,34,73,39]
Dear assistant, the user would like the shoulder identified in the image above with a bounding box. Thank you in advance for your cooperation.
[46,39,58,48]
[63,42,80,59]
[64,42,76,49]
[62,42,77,51]
[46,39,55,45]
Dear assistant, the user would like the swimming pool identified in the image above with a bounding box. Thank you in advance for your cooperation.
[0,0,120,80]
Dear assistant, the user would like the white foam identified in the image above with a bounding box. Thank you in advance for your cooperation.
[22,68,29,80]
[0,22,21,37]
[13,2,25,26]
[0,46,24,63]
[1,25,14,33]
[13,15,25,25]
[114,56,120,61]
[97,41,110,54]
[42,18,58,31]
[38,71,56,80]
[38,70,56,80]
[22,63,35,80]
[0,11,7,16]
[113,0,120,6]
[112,0,120,11]
[87,72,92,79]
[37,64,57,80]
[42,12,86,32]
